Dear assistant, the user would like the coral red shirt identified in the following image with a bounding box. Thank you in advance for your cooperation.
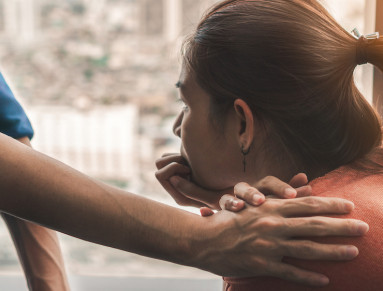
[224,149,383,290]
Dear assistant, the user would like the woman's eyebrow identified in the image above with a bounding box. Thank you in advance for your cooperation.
[175,81,189,100]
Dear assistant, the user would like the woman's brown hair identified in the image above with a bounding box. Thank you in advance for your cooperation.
[182,0,383,178]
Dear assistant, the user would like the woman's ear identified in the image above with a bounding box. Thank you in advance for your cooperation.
[233,99,254,151]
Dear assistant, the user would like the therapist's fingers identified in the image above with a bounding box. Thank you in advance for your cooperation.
[273,196,355,217]
[219,194,246,212]
[280,217,369,237]
[265,261,330,286]
[280,240,359,260]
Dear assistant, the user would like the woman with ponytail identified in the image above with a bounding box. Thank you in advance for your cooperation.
[156,0,383,289]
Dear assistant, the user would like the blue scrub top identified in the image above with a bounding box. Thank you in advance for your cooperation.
[0,72,34,140]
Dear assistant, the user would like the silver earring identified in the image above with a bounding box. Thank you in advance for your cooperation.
[241,145,250,173]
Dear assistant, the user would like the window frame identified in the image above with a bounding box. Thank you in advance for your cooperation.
[373,1,383,117]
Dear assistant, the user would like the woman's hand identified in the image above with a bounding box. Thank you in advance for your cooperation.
[192,196,368,286]
[201,173,312,216]
[155,153,304,209]
[155,153,212,208]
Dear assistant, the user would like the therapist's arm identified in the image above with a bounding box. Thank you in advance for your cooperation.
[1,137,69,291]
[0,133,367,287]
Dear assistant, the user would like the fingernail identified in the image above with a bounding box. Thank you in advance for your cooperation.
[169,176,180,187]
[344,201,355,212]
[232,200,239,207]
[252,194,263,205]
[345,246,358,258]
[284,188,297,198]
[357,222,369,235]
[317,275,329,286]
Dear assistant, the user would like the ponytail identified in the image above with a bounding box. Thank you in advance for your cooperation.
[353,30,383,72]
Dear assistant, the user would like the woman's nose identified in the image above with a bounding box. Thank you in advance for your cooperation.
[173,111,183,137]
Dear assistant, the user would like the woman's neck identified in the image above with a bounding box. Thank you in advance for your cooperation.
[246,149,330,184]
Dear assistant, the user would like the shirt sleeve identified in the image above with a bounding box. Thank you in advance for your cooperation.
[0,72,34,140]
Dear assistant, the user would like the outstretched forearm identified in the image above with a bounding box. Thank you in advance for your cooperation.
[2,137,69,291]
[0,133,201,266]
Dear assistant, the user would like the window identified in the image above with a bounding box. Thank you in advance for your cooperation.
[0,2,4,32]
[373,0,383,116]
[182,0,202,33]
[141,0,164,36]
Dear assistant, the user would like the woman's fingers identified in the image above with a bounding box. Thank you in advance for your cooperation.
[200,207,214,217]
[233,175,302,206]
[155,163,204,207]
[288,173,308,188]
[295,185,312,198]
[161,153,180,158]
[229,174,312,208]
[155,162,190,181]
[234,182,266,206]
[275,196,355,217]
[281,217,369,237]
[155,153,186,170]
[267,262,329,286]
[281,240,358,260]
[219,194,246,211]
[169,176,221,209]
[255,176,298,198]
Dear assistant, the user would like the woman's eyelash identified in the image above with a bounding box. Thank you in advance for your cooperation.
[176,98,189,110]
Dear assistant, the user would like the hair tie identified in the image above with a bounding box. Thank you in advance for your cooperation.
[351,28,380,65]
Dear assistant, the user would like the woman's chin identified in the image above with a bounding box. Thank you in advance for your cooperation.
[191,174,234,193]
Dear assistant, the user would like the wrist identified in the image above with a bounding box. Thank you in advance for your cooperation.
[182,212,236,275]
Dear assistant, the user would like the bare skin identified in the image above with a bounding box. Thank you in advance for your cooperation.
[1,137,69,291]
[154,66,372,286]
[0,133,368,287]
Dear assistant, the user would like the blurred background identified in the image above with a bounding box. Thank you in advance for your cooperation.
[0,0,377,290]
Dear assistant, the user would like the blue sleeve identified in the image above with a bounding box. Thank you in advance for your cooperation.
[0,72,34,140]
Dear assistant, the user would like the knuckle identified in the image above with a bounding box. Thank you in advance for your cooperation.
[243,188,255,200]
[154,171,161,179]
[255,238,278,251]
[220,195,231,204]
[261,199,279,211]
[256,217,282,231]
[155,158,162,168]
[168,162,177,167]
[303,197,320,209]
[280,268,297,281]
[346,219,357,232]
[308,217,325,227]
[234,182,247,192]
[297,241,315,257]
[262,176,275,185]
